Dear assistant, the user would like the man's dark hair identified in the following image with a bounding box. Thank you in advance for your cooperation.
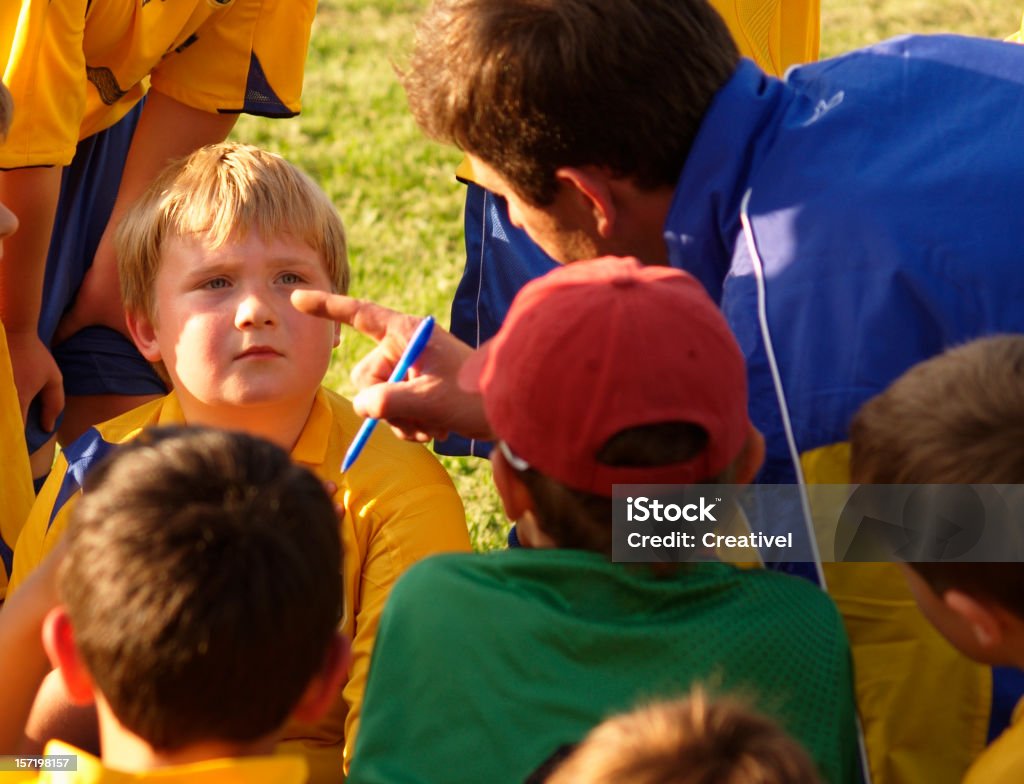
[402,0,739,205]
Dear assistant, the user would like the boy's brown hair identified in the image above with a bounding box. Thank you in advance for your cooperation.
[546,690,821,784]
[850,334,1024,619]
[512,422,731,556]
[401,0,739,205]
[60,427,342,750]
[116,142,348,321]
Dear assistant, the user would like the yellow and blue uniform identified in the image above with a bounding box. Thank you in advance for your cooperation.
[0,323,34,598]
[442,0,819,457]
[1,740,308,783]
[0,0,316,452]
[663,36,1024,783]
[1,0,313,167]
[9,388,472,781]
[963,697,1024,784]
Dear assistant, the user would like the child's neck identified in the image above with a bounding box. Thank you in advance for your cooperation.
[175,391,318,452]
[96,700,277,771]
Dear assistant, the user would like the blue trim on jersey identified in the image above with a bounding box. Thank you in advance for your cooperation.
[27,99,165,453]
[242,53,296,118]
[0,536,12,580]
[436,183,557,458]
[47,427,116,533]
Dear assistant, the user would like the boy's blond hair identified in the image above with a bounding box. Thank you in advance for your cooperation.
[117,142,348,319]
[547,690,821,784]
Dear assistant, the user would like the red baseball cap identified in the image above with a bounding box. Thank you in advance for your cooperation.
[459,257,752,496]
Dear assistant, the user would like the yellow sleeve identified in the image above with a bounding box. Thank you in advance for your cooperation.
[150,0,316,116]
[0,0,89,167]
[340,474,469,772]
[1007,13,1024,43]
[710,0,819,76]
[0,323,34,599]
[803,444,989,784]
[8,453,77,599]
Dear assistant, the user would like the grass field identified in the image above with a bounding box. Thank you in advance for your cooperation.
[232,0,1015,551]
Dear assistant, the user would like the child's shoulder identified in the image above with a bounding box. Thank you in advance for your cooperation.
[317,387,456,485]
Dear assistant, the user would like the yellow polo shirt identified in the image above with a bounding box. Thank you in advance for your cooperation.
[10,388,471,782]
[0,740,308,783]
[0,0,315,168]
[0,323,34,599]
[964,697,1024,784]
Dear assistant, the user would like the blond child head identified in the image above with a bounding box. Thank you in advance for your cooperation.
[116,143,348,428]
[547,690,821,784]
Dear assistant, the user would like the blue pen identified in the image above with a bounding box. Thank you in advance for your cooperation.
[341,316,436,472]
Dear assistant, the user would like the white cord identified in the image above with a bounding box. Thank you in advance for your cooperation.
[740,188,875,784]
[739,187,825,586]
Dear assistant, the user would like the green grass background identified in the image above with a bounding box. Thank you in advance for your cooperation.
[232,0,1015,551]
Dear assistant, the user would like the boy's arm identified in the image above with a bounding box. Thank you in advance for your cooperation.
[0,540,65,753]
[55,89,238,342]
[0,168,65,431]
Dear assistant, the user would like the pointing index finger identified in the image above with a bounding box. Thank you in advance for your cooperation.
[291,289,398,341]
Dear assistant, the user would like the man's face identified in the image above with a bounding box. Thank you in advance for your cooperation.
[135,232,339,417]
[466,156,600,264]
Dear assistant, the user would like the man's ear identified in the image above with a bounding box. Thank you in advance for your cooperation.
[944,590,1005,649]
[491,446,535,522]
[125,309,162,362]
[291,634,351,723]
[733,427,766,485]
[555,166,617,238]
[41,607,95,707]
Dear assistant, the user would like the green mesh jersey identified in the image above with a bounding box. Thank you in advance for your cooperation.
[349,549,858,784]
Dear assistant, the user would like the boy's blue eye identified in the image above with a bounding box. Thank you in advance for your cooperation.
[204,278,230,290]
[278,272,304,285]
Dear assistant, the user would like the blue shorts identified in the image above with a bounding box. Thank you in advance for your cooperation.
[26,100,167,452]
[435,182,557,457]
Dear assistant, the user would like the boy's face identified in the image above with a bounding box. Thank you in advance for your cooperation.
[901,565,995,664]
[131,232,339,415]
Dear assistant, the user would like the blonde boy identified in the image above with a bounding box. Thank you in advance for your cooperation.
[850,335,1024,784]
[9,143,470,778]
[547,690,822,784]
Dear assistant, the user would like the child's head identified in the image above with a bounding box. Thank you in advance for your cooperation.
[850,335,1024,666]
[118,142,348,316]
[546,690,821,784]
[459,257,761,553]
[850,334,1024,485]
[117,143,348,420]
[44,427,347,754]
[402,0,739,208]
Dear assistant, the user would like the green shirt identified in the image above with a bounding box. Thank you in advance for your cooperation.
[350,549,858,783]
